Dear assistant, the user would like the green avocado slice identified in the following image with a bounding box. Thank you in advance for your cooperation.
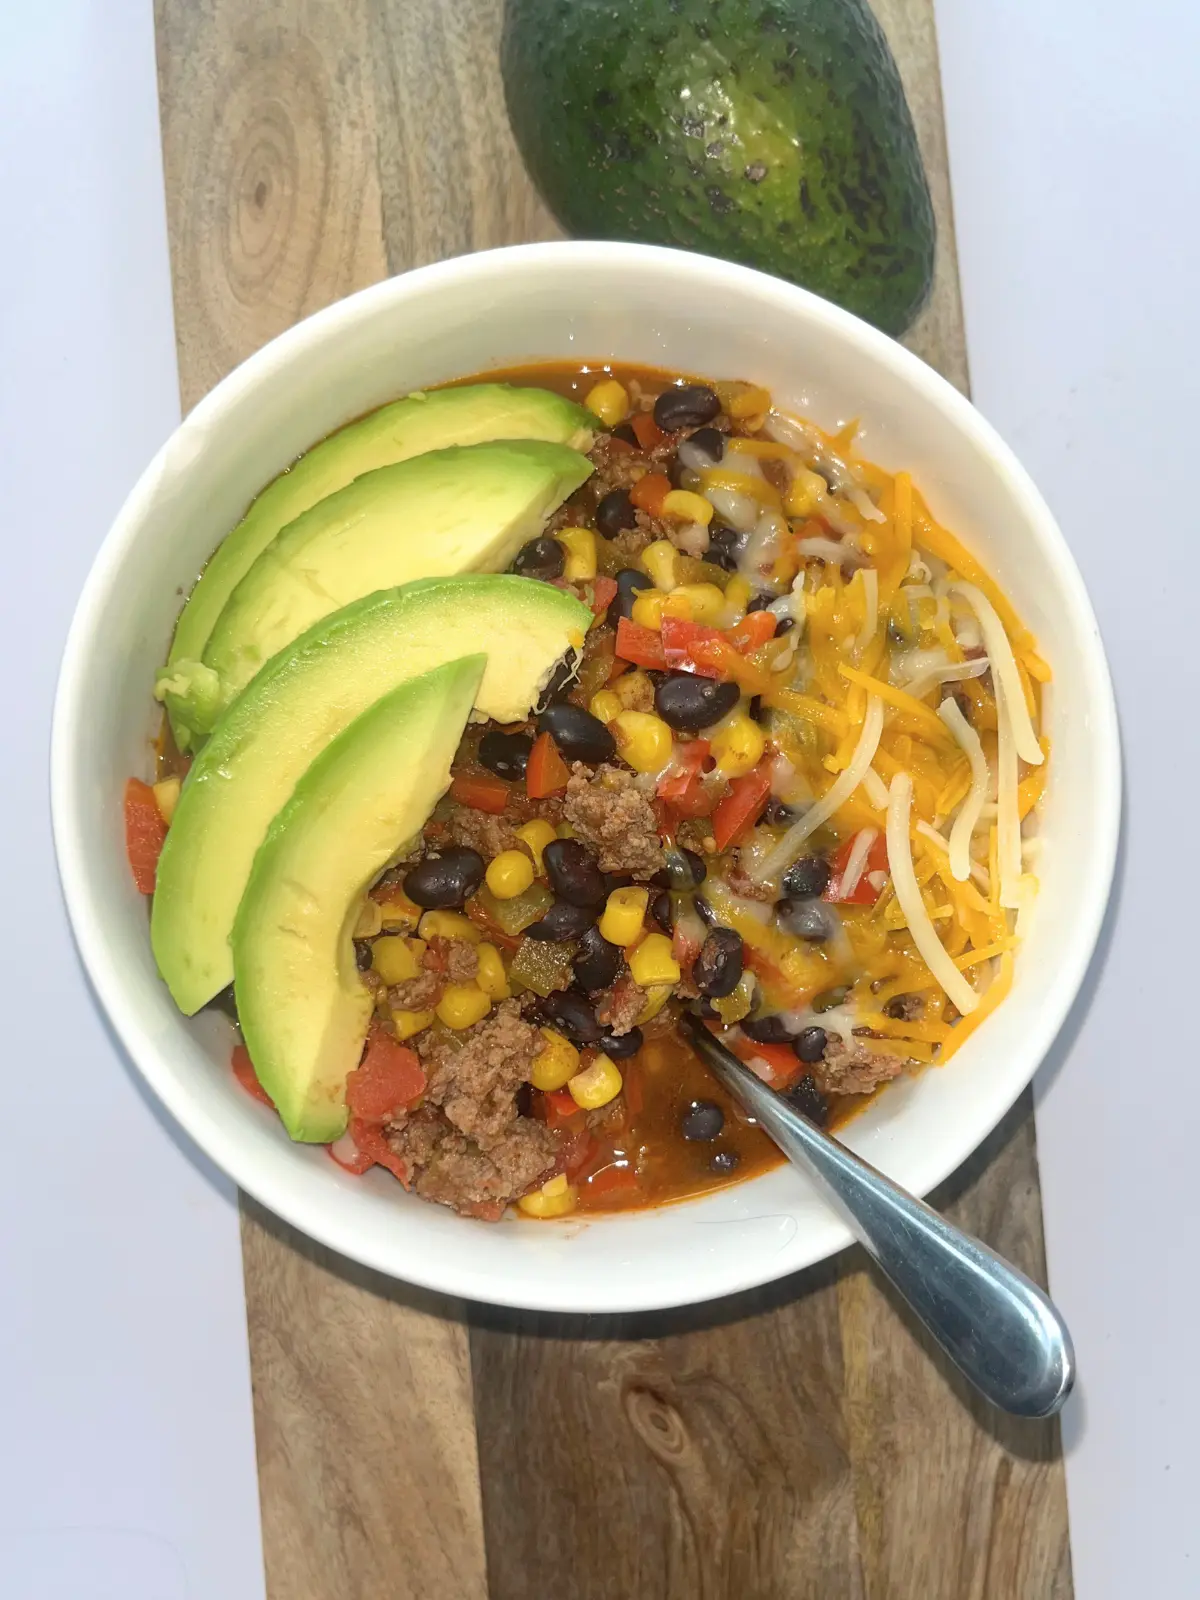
[159,384,593,747]
[152,575,590,1015]
[232,654,486,1144]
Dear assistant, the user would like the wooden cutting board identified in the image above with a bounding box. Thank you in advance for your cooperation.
[153,3,1072,1594]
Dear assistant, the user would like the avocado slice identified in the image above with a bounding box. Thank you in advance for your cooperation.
[158,384,594,747]
[152,575,590,1015]
[194,438,591,730]
[233,654,485,1143]
[501,0,934,335]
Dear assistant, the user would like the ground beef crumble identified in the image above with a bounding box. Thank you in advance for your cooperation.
[562,763,664,878]
[815,1036,907,1098]
[387,935,477,1011]
[595,975,647,1035]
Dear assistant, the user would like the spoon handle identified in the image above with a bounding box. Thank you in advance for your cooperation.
[684,1017,1074,1418]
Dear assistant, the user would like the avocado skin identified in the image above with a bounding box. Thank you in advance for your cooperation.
[501,0,935,335]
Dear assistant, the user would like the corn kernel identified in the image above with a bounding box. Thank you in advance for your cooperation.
[556,525,598,582]
[785,467,828,519]
[585,377,630,427]
[371,935,422,985]
[391,1007,436,1039]
[712,970,755,1023]
[598,885,650,947]
[515,819,557,873]
[627,931,681,987]
[485,849,535,899]
[530,1026,580,1090]
[641,539,682,591]
[727,384,772,418]
[568,1055,624,1110]
[611,710,674,773]
[436,983,492,1030]
[417,909,481,943]
[661,489,714,526]
[589,688,622,724]
[518,1174,579,1217]
[663,582,726,624]
[474,942,510,1000]
[354,899,383,938]
[710,713,767,778]
[630,589,667,630]
[701,468,781,509]
[723,575,752,617]
[636,982,674,1024]
[153,776,181,824]
[555,821,577,839]
[613,668,654,710]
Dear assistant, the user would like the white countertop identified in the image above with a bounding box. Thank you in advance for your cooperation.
[2,1,1195,1593]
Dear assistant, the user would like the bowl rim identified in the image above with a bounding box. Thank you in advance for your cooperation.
[50,240,1121,1311]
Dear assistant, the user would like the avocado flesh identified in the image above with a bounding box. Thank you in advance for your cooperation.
[152,575,590,1015]
[501,0,934,335]
[233,655,485,1143]
[199,439,591,723]
[159,384,594,747]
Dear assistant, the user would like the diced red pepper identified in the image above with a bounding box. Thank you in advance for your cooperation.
[449,770,510,814]
[710,762,773,851]
[657,740,716,818]
[124,777,167,894]
[542,1086,580,1128]
[630,471,671,518]
[726,610,778,652]
[615,616,667,670]
[824,831,890,905]
[345,1023,427,1121]
[527,731,571,799]
[584,1162,641,1197]
[730,1035,801,1091]
[631,413,668,451]
[589,575,618,618]
[659,617,723,677]
[231,1043,275,1108]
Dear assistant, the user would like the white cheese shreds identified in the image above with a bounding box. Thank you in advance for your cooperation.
[849,486,886,524]
[758,696,884,877]
[705,484,758,534]
[861,766,891,811]
[905,553,933,583]
[950,582,1043,764]
[901,655,989,702]
[857,567,878,653]
[916,820,991,892]
[994,674,1024,909]
[937,697,990,882]
[796,535,854,565]
[840,827,878,898]
[886,773,980,1015]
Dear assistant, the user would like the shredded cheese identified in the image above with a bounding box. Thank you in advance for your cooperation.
[840,828,878,898]
[937,697,990,882]
[901,655,989,702]
[886,773,980,1015]
[758,696,884,876]
[994,674,1023,908]
[861,766,891,811]
[950,582,1043,764]
[857,567,878,653]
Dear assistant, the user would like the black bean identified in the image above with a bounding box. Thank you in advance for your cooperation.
[404,847,485,908]
[598,1027,643,1059]
[477,730,532,781]
[613,566,653,621]
[693,893,716,925]
[693,927,744,998]
[885,993,924,1021]
[511,536,565,580]
[653,384,721,432]
[781,855,832,899]
[654,672,740,732]
[680,1099,725,1141]
[543,839,606,906]
[537,702,616,763]
[687,426,726,463]
[794,1025,828,1063]
[541,988,605,1044]
[652,847,707,890]
[742,1013,796,1044]
[650,890,674,933]
[707,523,746,570]
[762,799,798,826]
[779,899,838,942]
[774,615,796,635]
[604,872,635,896]
[595,487,637,538]
[710,1148,741,1174]
[610,421,639,446]
[526,900,596,942]
[573,923,623,990]
[748,695,762,720]
[746,592,775,613]
[354,940,374,972]
[785,1073,829,1125]
[537,655,579,708]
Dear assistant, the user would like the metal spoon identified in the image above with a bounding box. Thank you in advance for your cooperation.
[683,1014,1074,1418]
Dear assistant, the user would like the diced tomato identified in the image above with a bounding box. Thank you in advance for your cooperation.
[731,1036,801,1091]
[824,832,890,905]
[657,740,716,818]
[630,471,671,518]
[124,777,167,894]
[615,616,667,670]
[584,1162,640,1197]
[231,1043,275,1108]
[726,609,778,652]
[345,1024,427,1120]
[527,731,571,799]
[710,762,773,852]
[541,1085,580,1129]
[630,412,668,451]
[450,770,510,814]
[328,1134,374,1175]
[659,617,723,677]
[589,575,618,618]
[344,1115,411,1184]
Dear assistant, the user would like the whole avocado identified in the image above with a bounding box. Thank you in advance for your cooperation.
[501,0,935,335]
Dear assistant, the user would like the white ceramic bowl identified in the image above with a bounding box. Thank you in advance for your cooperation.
[52,242,1119,1313]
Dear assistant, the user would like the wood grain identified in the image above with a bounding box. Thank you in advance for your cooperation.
[152,0,1071,1594]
